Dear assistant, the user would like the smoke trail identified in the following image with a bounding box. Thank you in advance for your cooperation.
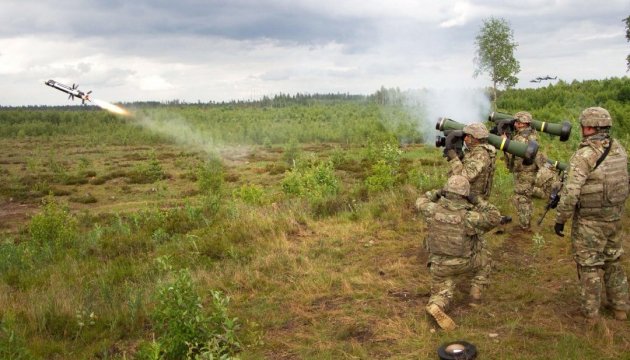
[131,109,248,159]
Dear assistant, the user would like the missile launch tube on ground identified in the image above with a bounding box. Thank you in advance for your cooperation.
[489,111,572,141]
[436,117,539,162]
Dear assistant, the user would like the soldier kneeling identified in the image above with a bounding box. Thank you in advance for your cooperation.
[416,175,503,330]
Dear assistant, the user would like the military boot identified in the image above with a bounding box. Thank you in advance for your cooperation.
[582,312,600,326]
[426,304,456,331]
[614,310,627,321]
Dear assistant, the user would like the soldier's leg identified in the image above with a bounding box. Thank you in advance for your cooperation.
[426,260,460,330]
[602,220,630,318]
[512,172,535,230]
[578,265,602,318]
[512,193,532,230]
[470,240,491,300]
[427,261,458,310]
[603,259,629,318]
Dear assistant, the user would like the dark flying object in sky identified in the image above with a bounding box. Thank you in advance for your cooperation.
[44,79,92,104]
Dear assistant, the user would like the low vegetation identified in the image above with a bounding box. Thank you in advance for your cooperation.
[0,78,629,359]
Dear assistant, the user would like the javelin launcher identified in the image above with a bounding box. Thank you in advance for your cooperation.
[488,111,572,141]
[436,117,539,162]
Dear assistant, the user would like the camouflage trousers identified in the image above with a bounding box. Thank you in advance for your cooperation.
[571,217,629,316]
[512,171,536,229]
[427,241,491,309]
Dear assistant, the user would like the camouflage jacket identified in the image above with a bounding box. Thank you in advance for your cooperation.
[448,143,496,199]
[510,127,539,173]
[556,134,629,223]
[416,192,501,257]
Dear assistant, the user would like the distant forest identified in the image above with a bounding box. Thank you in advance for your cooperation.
[1,77,628,149]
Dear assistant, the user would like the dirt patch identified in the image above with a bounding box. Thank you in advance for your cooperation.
[0,201,38,233]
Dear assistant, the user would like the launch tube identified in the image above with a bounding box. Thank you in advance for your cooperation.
[436,117,539,162]
[489,111,572,142]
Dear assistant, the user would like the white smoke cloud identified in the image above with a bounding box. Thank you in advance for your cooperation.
[401,88,491,143]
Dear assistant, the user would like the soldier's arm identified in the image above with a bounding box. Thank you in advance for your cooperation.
[466,200,501,233]
[415,193,438,218]
[555,151,593,224]
[457,151,487,182]
[448,156,463,177]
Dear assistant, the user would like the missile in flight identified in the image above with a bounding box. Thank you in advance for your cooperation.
[44,79,92,104]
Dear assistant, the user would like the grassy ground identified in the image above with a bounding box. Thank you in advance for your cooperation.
[1,132,629,359]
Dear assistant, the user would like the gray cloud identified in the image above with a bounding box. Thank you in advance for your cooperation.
[0,0,628,105]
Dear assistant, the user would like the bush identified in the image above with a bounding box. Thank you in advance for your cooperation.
[197,157,224,195]
[232,184,265,205]
[128,153,166,184]
[281,161,339,201]
[151,269,242,360]
[365,160,397,194]
[29,196,78,249]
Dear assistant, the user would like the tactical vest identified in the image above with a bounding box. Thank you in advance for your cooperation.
[578,140,629,218]
[426,203,472,257]
[470,144,496,199]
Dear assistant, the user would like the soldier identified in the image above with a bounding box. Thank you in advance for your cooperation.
[416,175,502,330]
[507,111,539,232]
[533,162,562,199]
[554,107,629,322]
[446,123,496,200]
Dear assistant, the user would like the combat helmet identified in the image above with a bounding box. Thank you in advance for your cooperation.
[463,123,489,139]
[444,175,470,197]
[580,107,612,127]
[514,111,532,124]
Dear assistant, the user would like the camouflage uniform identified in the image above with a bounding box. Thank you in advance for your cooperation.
[555,107,630,319]
[533,162,562,199]
[509,112,539,230]
[416,176,501,313]
[449,123,496,200]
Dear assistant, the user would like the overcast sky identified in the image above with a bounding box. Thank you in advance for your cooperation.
[1,0,628,106]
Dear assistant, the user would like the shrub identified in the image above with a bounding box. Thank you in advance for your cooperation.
[281,161,339,201]
[128,153,166,184]
[29,196,78,249]
[151,269,242,360]
[232,184,265,205]
[197,157,224,195]
[365,160,397,194]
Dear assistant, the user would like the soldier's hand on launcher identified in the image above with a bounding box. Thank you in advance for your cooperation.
[445,149,459,161]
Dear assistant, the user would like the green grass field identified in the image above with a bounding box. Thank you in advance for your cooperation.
[1,86,630,359]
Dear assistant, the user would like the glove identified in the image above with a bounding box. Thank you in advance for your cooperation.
[554,222,565,237]
[427,190,441,202]
[446,149,458,161]
[549,192,561,209]
[466,194,479,205]
[500,215,512,225]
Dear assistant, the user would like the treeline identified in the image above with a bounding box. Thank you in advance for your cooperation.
[1,77,628,147]
[497,77,630,133]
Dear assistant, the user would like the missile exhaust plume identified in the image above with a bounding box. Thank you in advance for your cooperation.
[92,99,130,116]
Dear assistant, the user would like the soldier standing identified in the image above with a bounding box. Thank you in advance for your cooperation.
[507,111,539,232]
[446,122,496,200]
[416,175,502,330]
[554,107,629,321]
